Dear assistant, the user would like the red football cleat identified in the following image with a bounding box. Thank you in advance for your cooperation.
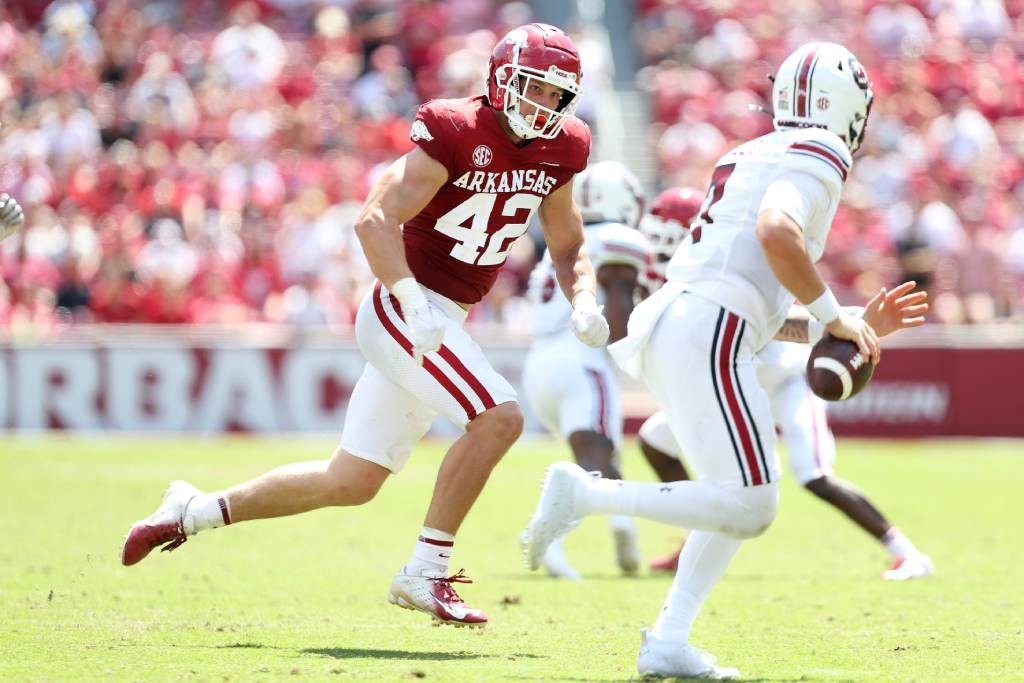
[388,568,488,627]
[120,481,200,566]
[649,540,686,573]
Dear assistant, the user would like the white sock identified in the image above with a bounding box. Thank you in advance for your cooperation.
[584,478,778,537]
[651,531,742,643]
[184,493,232,535]
[881,527,921,560]
[404,526,454,577]
[581,479,640,516]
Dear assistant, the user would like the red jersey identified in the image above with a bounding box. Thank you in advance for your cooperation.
[404,95,591,304]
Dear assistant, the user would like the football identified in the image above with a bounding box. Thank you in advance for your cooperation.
[806,334,875,401]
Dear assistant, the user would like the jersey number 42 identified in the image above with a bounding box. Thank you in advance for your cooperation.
[435,192,542,266]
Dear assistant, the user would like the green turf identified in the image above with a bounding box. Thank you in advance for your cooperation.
[1,435,1021,682]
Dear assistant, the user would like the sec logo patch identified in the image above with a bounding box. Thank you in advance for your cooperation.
[473,145,493,168]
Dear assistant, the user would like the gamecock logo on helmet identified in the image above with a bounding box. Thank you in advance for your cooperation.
[473,145,493,168]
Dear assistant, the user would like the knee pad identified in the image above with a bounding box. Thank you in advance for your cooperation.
[730,483,779,539]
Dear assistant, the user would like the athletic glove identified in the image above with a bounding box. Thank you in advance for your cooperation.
[0,194,25,242]
[570,290,610,348]
[391,278,446,365]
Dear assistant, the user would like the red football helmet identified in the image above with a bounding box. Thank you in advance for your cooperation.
[641,186,703,281]
[487,23,583,140]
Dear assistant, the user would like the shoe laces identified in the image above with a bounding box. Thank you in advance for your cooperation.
[433,568,472,604]
[159,519,188,554]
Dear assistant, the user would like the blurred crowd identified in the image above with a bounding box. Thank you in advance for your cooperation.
[1,0,1021,333]
[0,0,541,333]
[637,0,1024,323]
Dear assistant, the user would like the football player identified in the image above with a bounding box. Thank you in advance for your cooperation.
[522,43,928,677]
[522,160,649,579]
[639,188,933,582]
[0,193,25,242]
[122,23,607,629]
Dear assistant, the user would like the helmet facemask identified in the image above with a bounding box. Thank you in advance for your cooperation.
[493,63,581,140]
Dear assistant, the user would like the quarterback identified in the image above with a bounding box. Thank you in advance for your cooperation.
[522,42,928,677]
[122,23,607,628]
[638,187,933,581]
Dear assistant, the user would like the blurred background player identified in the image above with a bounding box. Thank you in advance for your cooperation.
[121,23,609,629]
[639,188,933,581]
[522,160,649,580]
[523,42,928,678]
[0,194,25,242]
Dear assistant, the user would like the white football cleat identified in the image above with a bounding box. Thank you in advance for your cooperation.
[610,517,641,575]
[521,461,590,570]
[882,554,934,581]
[541,538,582,581]
[636,629,739,680]
[387,568,487,627]
[121,480,201,566]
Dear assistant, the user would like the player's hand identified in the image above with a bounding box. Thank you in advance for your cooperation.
[825,310,880,365]
[405,302,446,364]
[0,194,25,242]
[570,290,610,348]
[862,281,929,338]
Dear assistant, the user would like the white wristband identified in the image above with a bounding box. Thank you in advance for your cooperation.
[807,317,825,344]
[805,288,841,324]
[572,289,597,311]
[390,277,428,311]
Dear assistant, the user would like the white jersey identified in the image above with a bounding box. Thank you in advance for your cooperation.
[529,221,649,337]
[666,127,851,350]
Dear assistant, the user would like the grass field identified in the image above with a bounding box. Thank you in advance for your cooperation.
[2,436,1022,682]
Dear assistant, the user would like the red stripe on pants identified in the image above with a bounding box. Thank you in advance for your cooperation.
[372,282,478,420]
[386,285,495,414]
[718,313,764,485]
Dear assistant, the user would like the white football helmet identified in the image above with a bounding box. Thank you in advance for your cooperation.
[573,160,645,229]
[772,42,873,153]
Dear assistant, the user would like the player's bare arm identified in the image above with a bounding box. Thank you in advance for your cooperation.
[539,179,596,301]
[757,207,880,363]
[539,179,609,348]
[354,146,448,289]
[774,281,928,344]
[597,263,639,344]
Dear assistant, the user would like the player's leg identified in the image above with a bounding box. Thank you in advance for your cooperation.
[369,283,519,625]
[521,344,582,579]
[562,362,640,574]
[524,297,779,677]
[773,379,933,580]
[638,411,691,482]
[524,345,638,575]
[638,412,692,572]
[120,362,426,566]
[524,300,780,542]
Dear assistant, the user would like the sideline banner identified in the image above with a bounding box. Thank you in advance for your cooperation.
[1,339,1021,437]
[824,347,1023,438]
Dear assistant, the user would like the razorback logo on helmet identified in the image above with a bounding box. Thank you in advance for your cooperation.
[487,23,583,140]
